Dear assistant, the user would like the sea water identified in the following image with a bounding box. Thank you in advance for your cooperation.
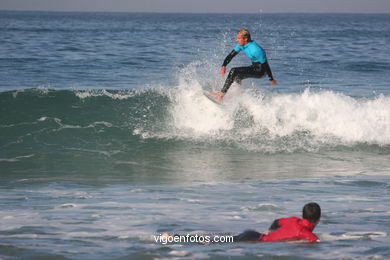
[0,11,390,259]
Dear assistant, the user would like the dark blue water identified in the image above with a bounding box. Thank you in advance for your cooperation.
[0,11,390,259]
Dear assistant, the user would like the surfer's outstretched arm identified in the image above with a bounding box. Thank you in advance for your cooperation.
[222,50,239,68]
[220,50,238,76]
[263,61,277,85]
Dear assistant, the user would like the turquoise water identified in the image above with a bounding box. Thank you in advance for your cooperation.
[1,11,390,259]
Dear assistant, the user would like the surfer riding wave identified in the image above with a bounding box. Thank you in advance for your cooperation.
[208,28,277,101]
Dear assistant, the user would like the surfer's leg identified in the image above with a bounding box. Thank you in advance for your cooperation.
[233,230,263,242]
[221,67,247,93]
[221,65,265,93]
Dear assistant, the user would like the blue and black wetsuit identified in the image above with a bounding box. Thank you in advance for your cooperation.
[221,41,274,93]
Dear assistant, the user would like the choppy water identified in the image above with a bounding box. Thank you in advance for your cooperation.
[0,11,390,259]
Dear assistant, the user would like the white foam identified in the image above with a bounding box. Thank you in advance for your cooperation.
[39,116,113,132]
[320,232,387,241]
[0,154,34,162]
[74,89,135,100]
[168,250,191,257]
[169,80,234,135]
[58,203,77,208]
[165,78,390,147]
[242,203,280,212]
[119,59,390,152]
[38,117,48,121]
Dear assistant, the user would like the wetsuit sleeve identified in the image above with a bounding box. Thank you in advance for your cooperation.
[268,219,281,231]
[263,61,274,81]
[222,50,238,67]
[301,230,319,242]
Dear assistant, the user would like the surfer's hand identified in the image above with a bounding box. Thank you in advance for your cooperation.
[220,66,226,76]
[270,80,277,85]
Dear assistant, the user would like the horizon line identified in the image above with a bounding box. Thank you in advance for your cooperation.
[1,9,390,15]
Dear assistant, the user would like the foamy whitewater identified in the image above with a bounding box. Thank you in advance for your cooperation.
[166,76,390,146]
[1,11,390,260]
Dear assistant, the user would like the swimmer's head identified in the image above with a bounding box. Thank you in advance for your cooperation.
[302,202,321,224]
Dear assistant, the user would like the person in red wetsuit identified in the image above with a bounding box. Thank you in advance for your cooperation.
[234,202,321,243]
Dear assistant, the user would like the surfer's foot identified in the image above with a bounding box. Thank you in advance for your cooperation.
[208,92,225,101]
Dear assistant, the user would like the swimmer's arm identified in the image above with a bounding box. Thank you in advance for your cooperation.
[268,219,280,232]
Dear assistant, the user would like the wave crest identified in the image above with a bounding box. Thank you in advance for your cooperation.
[1,85,390,153]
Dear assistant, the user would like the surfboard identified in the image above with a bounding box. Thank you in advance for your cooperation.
[203,91,223,105]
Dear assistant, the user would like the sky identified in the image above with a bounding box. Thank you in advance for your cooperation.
[1,0,390,13]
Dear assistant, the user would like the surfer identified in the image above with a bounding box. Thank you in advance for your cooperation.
[233,202,321,243]
[208,28,277,101]
[159,202,321,244]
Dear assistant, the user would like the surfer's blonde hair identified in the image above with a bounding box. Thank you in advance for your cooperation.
[237,28,251,41]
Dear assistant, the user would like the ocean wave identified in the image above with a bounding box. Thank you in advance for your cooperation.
[143,84,390,153]
[1,85,389,154]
